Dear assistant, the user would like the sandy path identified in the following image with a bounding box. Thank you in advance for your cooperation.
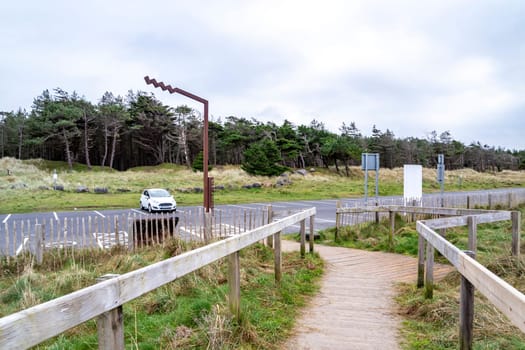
[280,241,452,350]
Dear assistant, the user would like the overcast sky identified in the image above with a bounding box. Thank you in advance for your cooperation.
[1,0,524,150]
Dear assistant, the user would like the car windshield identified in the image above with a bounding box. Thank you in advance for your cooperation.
[149,189,171,197]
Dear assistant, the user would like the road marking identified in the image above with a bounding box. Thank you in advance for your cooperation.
[130,209,143,214]
[227,204,258,210]
[16,237,29,256]
[303,200,336,206]
[53,212,58,220]
[94,211,105,218]
[278,202,312,207]
[316,218,337,223]
[2,214,11,224]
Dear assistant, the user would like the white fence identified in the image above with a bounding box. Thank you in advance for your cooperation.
[1,206,273,259]
[336,188,525,230]
[0,207,317,349]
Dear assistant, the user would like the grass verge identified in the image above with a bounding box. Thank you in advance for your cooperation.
[312,206,525,349]
[0,239,323,349]
[0,157,523,213]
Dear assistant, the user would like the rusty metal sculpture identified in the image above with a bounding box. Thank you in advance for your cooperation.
[144,76,212,211]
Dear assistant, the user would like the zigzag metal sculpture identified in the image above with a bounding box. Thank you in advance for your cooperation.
[143,75,212,211]
[144,76,207,104]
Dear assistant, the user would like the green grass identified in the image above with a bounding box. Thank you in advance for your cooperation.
[0,239,323,349]
[0,157,523,213]
[316,206,525,349]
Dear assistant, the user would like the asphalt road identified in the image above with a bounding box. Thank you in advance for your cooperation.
[1,188,519,238]
[0,188,525,254]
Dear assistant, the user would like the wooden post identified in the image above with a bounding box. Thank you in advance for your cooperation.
[96,274,124,350]
[34,224,43,265]
[114,216,120,246]
[460,251,476,350]
[488,193,493,209]
[417,235,425,288]
[127,218,134,251]
[309,215,314,253]
[266,205,273,248]
[389,210,395,250]
[512,211,521,258]
[467,216,477,253]
[335,200,341,241]
[508,192,514,209]
[375,201,379,224]
[228,251,240,320]
[466,195,471,209]
[4,221,9,260]
[424,242,434,299]
[300,219,306,258]
[274,231,281,283]
[204,211,212,243]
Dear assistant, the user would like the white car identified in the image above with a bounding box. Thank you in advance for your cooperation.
[140,188,177,213]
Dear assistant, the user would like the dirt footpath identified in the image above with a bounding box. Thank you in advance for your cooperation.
[280,241,452,350]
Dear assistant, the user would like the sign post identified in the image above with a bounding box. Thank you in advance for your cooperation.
[437,154,445,207]
[361,153,380,205]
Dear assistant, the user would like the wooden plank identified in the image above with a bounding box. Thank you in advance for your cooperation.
[460,251,475,350]
[300,219,305,258]
[96,274,123,350]
[512,211,521,257]
[417,222,525,333]
[423,211,511,230]
[309,215,314,253]
[337,205,497,216]
[417,235,425,288]
[228,252,240,320]
[0,207,315,349]
[467,216,477,253]
[424,241,434,299]
[34,224,43,265]
[275,231,282,283]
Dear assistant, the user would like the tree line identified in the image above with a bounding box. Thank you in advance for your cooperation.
[1,88,523,174]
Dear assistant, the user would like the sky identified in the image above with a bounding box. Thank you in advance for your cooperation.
[1,0,524,150]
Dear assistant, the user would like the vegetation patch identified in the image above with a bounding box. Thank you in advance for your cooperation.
[0,238,323,349]
[0,158,523,213]
[316,206,525,349]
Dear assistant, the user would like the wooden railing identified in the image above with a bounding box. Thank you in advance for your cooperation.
[0,207,316,349]
[417,210,524,348]
[337,203,524,348]
[1,206,273,260]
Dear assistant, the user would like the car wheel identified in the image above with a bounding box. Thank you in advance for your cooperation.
[148,204,152,213]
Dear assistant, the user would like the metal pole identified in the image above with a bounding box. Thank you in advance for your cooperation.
[364,154,368,205]
[144,76,211,212]
[203,101,209,211]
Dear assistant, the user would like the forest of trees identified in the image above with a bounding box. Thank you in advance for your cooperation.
[1,88,523,174]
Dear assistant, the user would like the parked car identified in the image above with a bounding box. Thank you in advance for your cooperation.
[140,188,177,213]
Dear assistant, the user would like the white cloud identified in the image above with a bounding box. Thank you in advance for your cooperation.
[1,0,524,149]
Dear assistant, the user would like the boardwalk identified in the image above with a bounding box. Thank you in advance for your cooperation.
[281,241,453,350]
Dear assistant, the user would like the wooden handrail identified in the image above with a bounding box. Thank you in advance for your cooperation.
[0,207,316,349]
[417,220,525,333]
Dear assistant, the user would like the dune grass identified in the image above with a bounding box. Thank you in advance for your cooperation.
[314,206,525,349]
[0,157,523,213]
[0,238,323,349]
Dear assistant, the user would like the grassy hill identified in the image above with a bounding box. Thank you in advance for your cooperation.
[0,157,523,213]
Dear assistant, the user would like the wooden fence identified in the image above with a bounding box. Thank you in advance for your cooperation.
[0,207,317,349]
[336,188,525,232]
[1,206,274,260]
[337,203,524,348]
